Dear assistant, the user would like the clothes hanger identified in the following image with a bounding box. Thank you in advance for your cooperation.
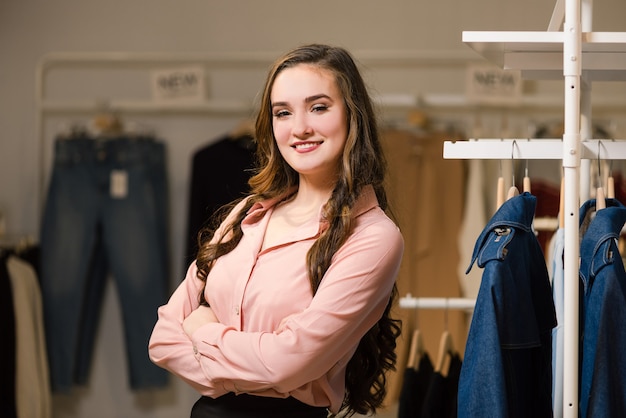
[406,295,424,371]
[435,330,454,375]
[523,159,531,194]
[506,139,520,200]
[91,101,123,137]
[607,158,615,199]
[434,300,454,375]
[596,140,607,211]
[407,329,424,371]
[496,167,506,210]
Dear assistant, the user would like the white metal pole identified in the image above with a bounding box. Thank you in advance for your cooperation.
[562,0,582,417]
[579,0,594,202]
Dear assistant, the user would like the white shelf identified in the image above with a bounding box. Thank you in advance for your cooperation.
[443,139,626,160]
[463,31,626,80]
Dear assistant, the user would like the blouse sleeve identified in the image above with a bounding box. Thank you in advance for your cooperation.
[188,213,404,395]
[148,198,250,396]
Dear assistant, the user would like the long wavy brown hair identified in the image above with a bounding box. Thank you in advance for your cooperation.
[195,44,401,417]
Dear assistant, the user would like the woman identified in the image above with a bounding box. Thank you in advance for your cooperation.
[149,44,404,417]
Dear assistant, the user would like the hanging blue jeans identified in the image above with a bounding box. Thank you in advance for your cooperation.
[40,135,170,392]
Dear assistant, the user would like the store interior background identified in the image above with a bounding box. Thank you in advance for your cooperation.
[2,1,626,417]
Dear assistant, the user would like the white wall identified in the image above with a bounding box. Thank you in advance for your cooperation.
[2,1,626,417]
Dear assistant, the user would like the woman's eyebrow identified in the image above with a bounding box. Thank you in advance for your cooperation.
[304,93,331,103]
[271,94,332,109]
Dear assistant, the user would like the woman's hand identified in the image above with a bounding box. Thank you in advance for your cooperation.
[183,305,219,337]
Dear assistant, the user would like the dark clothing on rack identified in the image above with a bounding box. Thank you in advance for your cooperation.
[185,134,255,268]
[421,353,462,418]
[578,198,626,418]
[397,352,434,418]
[190,392,328,418]
[458,192,557,418]
[0,252,17,418]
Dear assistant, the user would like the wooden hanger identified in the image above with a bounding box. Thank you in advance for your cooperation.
[507,185,520,199]
[596,141,607,210]
[496,175,506,210]
[596,186,607,210]
[607,160,615,199]
[91,102,123,136]
[407,329,424,371]
[435,330,454,375]
[523,160,531,193]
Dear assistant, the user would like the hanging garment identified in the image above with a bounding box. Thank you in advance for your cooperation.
[184,133,256,268]
[40,135,170,392]
[397,352,434,418]
[380,128,466,402]
[550,228,565,418]
[6,254,52,418]
[421,353,462,418]
[458,192,557,418]
[457,159,488,301]
[531,179,561,257]
[0,252,17,418]
[578,198,626,418]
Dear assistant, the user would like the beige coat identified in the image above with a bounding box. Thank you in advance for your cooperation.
[380,128,469,405]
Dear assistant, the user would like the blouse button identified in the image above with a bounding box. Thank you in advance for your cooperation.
[234,306,240,316]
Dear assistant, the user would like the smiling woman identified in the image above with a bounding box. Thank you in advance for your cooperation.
[149,44,404,418]
[270,64,348,190]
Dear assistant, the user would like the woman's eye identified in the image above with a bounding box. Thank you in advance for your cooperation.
[273,110,290,118]
[312,104,328,112]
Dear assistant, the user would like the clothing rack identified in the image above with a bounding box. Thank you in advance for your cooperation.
[35,50,626,216]
[399,295,475,311]
[439,1,626,416]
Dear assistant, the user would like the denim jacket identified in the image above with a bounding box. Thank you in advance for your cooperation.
[458,192,556,418]
[578,198,626,418]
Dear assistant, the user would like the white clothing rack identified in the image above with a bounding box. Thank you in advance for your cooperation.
[399,295,475,311]
[37,49,615,220]
[35,50,483,212]
[440,1,626,416]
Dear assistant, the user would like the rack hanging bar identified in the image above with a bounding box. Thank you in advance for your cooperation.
[443,139,626,160]
[40,99,255,115]
[399,296,476,310]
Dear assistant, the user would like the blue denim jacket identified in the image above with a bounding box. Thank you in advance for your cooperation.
[458,192,556,418]
[578,198,626,418]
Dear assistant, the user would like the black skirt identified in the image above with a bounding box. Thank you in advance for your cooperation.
[190,392,329,418]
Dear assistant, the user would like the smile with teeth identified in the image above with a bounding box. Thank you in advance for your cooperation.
[293,141,322,150]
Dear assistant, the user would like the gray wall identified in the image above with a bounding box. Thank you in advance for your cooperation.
[2,1,625,417]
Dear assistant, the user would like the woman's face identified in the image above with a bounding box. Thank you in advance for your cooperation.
[270,64,348,185]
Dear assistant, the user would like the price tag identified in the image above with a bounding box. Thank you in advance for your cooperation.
[465,64,522,105]
[110,170,128,199]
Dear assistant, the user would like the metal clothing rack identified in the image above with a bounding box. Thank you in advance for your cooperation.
[399,295,476,311]
[441,1,626,416]
[35,50,476,214]
[35,49,626,215]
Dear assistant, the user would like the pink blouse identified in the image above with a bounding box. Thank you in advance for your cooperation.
[148,185,404,413]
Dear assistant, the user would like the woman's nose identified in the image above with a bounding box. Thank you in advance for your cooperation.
[293,114,313,137]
